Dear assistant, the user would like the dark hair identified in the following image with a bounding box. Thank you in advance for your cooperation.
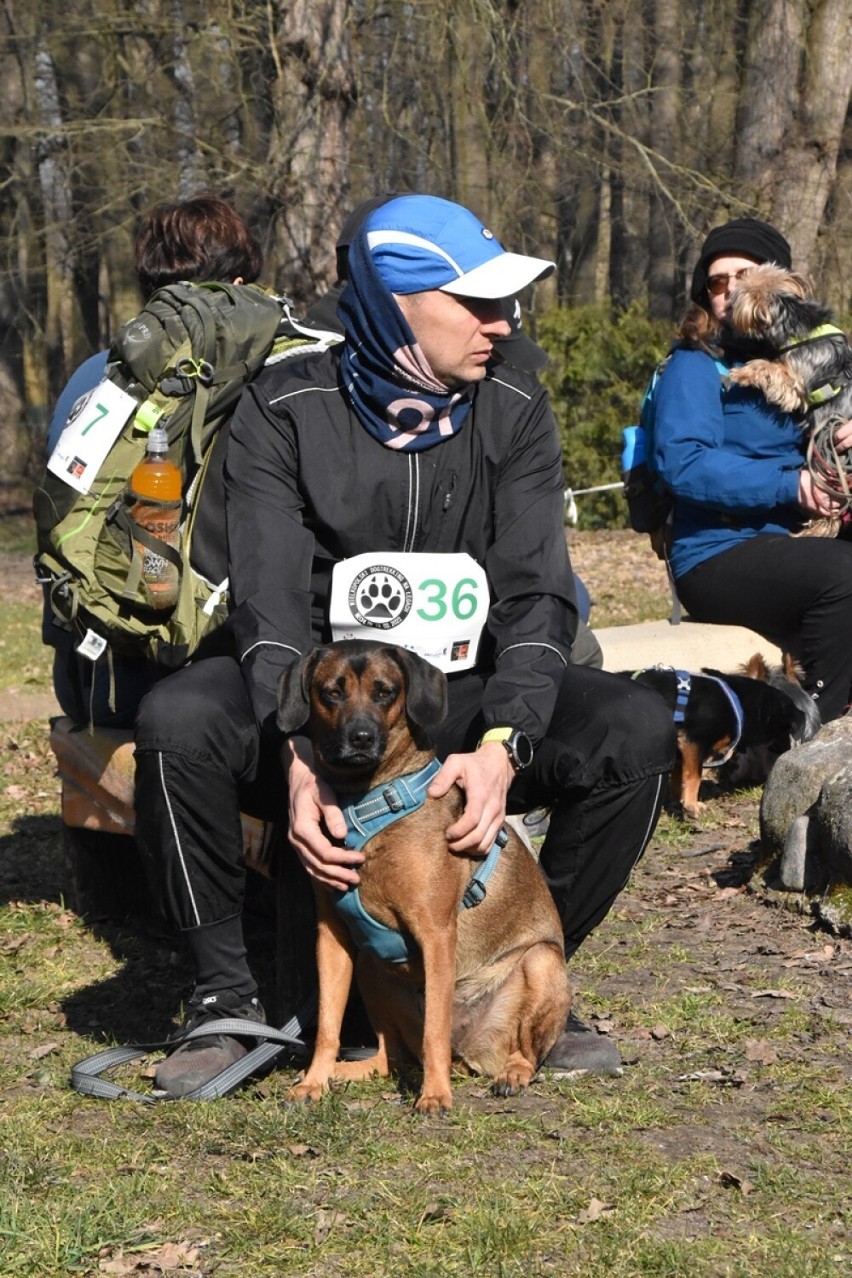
[676,302,722,354]
[133,194,263,299]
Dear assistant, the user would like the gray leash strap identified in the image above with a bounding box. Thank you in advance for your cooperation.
[70,998,317,1103]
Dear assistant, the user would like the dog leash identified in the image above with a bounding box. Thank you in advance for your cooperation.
[69,996,320,1103]
[806,420,852,510]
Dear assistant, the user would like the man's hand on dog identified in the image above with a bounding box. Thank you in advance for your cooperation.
[427,741,515,856]
[285,736,365,891]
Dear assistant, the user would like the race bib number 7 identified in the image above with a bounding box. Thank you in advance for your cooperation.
[329,552,489,673]
[47,379,137,494]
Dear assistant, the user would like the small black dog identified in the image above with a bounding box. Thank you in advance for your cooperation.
[621,653,820,818]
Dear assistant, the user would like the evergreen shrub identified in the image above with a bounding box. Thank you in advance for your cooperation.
[537,302,671,530]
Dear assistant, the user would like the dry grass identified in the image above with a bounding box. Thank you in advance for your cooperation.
[569,529,673,628]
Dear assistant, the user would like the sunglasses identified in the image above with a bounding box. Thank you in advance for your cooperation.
[706,268,753,297]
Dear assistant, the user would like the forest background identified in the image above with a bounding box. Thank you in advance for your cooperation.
[3,0,852,528]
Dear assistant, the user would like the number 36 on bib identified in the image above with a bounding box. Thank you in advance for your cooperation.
[329,552,490,673]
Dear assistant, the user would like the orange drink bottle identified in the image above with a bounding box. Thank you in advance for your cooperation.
[128,426,182,608]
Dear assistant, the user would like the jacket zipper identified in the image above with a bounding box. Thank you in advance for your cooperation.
[403,454,420,552]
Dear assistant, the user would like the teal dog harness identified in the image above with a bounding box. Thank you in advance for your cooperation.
[333,757,508,963]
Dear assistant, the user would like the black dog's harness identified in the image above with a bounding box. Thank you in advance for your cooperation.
[632,666,745,767]
[334,756,507,964]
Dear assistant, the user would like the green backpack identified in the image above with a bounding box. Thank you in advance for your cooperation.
[33,281,338,668]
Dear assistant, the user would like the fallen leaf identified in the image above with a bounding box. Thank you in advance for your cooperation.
[154,1241,201,1269]
[314,1208,345,1245]
[286,1144,319,1158]
[718,1171,754,1195]
[418,1201,453,1226]
[677,1069,745,1087]
[751,989,797,1000]
[1,935,30,952]
[744,1039,778,1065]
[650,1024,669,1041]
[577,1197,615,1224]
[29,1042,60,1060]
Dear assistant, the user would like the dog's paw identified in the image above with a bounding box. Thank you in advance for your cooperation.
[287,1078,328,1104]
[492,1056,535,1096]
[414,1090,453,1115]
[491,1078,527,1098]
[681,800,706,820]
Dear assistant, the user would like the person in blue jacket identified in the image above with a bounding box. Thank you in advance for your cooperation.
[652,217,852,722]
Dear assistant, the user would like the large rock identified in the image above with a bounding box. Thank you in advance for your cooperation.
[760,717,852,892]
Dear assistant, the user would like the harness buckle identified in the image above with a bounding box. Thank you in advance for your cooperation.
[462,880,487,909]
[382,784,405,814]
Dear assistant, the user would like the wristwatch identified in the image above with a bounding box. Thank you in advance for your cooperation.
[478,726,534,772]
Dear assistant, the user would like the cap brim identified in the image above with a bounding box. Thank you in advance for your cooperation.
[493,331,549,372]
[440,252,555,299]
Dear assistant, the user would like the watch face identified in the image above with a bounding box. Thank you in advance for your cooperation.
[510,730,534,769]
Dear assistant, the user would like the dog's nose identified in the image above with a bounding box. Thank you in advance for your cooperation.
[347,725,378,750]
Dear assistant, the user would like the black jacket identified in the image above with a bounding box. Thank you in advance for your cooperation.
[224,345,578,741]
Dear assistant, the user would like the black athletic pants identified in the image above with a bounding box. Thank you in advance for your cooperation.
[134,657,675,997]
[675,533,852,722]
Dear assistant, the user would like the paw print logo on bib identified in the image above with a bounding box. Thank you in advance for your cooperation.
[349,564,413,629]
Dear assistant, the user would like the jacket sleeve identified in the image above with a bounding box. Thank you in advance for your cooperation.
[651,347,801,511]
[478,379,578,742]
[224,378,313,738]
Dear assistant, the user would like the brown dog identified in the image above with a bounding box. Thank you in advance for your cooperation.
[277,638,571,1115]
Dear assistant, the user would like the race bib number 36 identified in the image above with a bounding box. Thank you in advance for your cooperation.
[329,552,489,673]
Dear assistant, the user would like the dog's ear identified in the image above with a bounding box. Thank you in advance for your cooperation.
[783,270,813,301]
[781,651,806,684]
[390,646,448,728]
[277,648,323,733]
[743,651,770,681]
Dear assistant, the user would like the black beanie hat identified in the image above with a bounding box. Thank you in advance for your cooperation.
[690,217,792,303]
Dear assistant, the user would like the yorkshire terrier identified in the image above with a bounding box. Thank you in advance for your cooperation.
[725,262,852,534]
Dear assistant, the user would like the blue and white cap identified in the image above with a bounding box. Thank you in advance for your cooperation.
[364,195,555,299]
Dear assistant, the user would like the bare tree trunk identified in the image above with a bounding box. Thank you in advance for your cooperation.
[646,0,681,318]
[736,0,852,272]
[266,0,356,302]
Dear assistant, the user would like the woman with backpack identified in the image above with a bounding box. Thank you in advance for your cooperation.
[651,217,852,723]
[42,195,264,728]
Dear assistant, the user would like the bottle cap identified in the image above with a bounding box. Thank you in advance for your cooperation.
[147,426,170,454]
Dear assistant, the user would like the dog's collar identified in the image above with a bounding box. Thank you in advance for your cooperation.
[808,381,845,406]
[335,757,508,963]
[778,322,846,354]
[776,323,849,407]
[632,666,745,766]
